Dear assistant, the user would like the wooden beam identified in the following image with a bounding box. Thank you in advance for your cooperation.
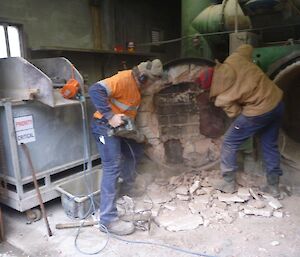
[90,5,102,50]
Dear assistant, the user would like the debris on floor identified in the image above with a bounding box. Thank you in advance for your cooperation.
[117,169,286,232]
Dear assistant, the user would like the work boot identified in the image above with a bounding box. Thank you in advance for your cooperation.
[261,174,280,198]
[100,219,135,236]
[212,172,237,194]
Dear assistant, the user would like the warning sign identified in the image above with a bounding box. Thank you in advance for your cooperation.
[14,115,36,145]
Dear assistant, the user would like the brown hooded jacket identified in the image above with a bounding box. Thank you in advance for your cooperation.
[209,44,283,118]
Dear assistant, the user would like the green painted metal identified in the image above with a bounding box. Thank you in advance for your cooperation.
[192,0,251,34]
[192,5,223,33]
[253,44,300,72]
[182,0,252,57]
[181,0,213,58]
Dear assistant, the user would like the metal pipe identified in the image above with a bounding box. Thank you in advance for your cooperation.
[79,97,96,215]
[21,144,53,237]
[56,220,98,229]
[221,0,229,29]
[181,0,214,58]
[192,0,251,36]
[4,101,23,198]
[235,0,239,32]
[79,96,92,172]
[3,25,10,57]
[138,22,300,47]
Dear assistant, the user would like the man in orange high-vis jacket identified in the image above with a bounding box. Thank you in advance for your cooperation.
[89,59,163,236]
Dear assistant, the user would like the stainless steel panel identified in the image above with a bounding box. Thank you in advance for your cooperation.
[0,57,54,106]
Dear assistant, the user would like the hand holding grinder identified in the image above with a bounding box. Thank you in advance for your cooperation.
[107,115,146,143]
[107,116,135,136]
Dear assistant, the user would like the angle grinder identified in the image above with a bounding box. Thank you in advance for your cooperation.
[107,116,146,143]
[107,116,135,136]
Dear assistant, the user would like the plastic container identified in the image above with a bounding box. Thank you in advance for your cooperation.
[56,169,102,219]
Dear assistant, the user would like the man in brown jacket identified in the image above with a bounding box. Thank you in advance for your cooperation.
[197,44,284,197]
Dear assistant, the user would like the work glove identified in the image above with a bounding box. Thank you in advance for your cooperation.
[195,67,214,90]
[108,114,125,128]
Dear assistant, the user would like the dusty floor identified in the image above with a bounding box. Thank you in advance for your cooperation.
[0,160,300,257]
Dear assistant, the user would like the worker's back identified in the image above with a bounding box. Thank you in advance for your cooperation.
[210,44,283,118]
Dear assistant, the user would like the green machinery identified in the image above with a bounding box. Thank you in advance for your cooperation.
[181,0,300,187]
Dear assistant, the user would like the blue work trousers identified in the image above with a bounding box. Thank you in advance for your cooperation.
[91,119,143,225]
[221,102,284,177]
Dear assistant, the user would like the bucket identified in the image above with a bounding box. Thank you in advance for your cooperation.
[56,169,102,219]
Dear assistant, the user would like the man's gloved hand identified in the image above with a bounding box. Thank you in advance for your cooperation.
[108,114,125,128]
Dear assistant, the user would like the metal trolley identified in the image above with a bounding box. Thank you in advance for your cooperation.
[0,57,99,212]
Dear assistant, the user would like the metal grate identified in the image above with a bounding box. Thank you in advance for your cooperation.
[151,30,161,45]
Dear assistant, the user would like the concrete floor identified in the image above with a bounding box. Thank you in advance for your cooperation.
[0,241,27,257]
[1,191,300,257]
[1,158,299,257]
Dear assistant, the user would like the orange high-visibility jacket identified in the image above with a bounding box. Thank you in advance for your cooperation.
[93,70,141,120]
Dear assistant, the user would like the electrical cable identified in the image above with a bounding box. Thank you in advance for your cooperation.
[80,99,97,215]
[118,139,154,228]
[74,221,110,255]
[109,233,217,257]
[80,97,92,171]
[61,100,95,222]
[72,99,110,255]
[72,115,217,256]
[136,23,300,47]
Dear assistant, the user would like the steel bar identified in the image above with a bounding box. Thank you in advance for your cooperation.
[21,144,53,237]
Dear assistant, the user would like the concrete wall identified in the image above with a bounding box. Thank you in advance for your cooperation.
[112,0,181,60]
[0,0,180,54]
[0,0,93,50]
[0,0,181,84]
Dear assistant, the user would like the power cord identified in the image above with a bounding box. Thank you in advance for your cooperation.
[109,233,217,257]
[74,222,109,255]
[136,23,300,47]
[72,126,217,257]
[73,100,109,255]
[118,139,154,231]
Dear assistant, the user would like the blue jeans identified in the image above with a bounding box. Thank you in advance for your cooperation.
[221,102,284,177]
[91,118,143,225]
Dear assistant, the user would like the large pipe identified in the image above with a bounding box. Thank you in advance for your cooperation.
[235,0,239,32]
[192,0,251,35]
[181,0,214,58]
